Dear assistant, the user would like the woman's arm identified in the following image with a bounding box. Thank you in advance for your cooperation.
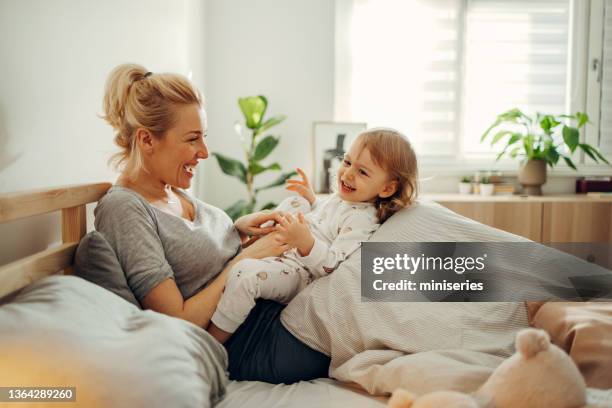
[234,210,284,241]
[141,232,290,328]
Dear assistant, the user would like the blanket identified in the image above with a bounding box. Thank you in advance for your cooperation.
[281,200,530,395]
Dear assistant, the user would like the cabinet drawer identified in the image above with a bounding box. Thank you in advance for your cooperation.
[437,201,542,242]
[542,202,612,242]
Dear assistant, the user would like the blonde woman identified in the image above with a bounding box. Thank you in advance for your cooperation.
[94,63,330,384]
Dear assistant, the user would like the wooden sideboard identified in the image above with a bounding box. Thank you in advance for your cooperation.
[424,194,612,242]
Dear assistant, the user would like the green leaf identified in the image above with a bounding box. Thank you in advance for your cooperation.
[238,96,268,129]
[540,116,552,133]
[592,147,610,164]
[255,116,286,137]
[576,112,589,127]
[579,143,599,163]
[539,115,561,135]
[255,171,298,193]
[509,146,522,158]
[212,152,247,183]
[499,108,525,122]
[252,136,280,161]
[562,156,577,170]
[543,147,560,166]
[524,135,535,158]
[249,162,281,176]
[481,119,501,142]
[578,143,610,165]
[490,130,512,146]
[562,126,579,153]
[495,150,506,161]
[507,133,521,146]
[259,201,277,211]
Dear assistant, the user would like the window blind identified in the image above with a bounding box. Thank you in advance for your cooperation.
[347,0,463,156]
[598,0,612,154]
[342,0,570,158]
[462,0,570,154]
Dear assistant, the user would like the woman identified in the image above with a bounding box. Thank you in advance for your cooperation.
[95,63,330,383]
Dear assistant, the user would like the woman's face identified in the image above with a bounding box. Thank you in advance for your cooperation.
[147,104,208,189]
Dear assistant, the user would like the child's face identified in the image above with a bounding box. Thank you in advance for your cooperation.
[337,141,397,203]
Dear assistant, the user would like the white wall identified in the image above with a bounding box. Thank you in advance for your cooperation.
[0,0,205,265]
[201,0,335,209]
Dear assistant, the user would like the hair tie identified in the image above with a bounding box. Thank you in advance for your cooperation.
[144,71,153,78]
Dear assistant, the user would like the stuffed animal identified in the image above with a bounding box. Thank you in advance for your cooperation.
[388,328,594,408]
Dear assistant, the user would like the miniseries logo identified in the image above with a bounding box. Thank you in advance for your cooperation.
[361,242,612,302]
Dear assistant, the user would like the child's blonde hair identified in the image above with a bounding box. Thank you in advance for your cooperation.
[355,128,418,222]
[101,63,202,178]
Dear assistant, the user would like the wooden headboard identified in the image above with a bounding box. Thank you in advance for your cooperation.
[0,183,112,299]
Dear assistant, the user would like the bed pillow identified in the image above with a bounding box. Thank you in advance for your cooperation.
[528,301,612,389]
[370,199,528,243]
[0,275,227,408]
[74,231,140,307]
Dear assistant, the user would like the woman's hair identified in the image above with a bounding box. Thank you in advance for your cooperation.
[355,128,419,223]
[101,63,202,177]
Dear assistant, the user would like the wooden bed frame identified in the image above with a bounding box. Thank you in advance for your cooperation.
[0,183,112,299]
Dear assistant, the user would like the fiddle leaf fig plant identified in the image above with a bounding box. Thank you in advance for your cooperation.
[213,95,296,220]
[481,109,609,170]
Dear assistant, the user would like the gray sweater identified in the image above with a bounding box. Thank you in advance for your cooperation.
[94,185,241,302]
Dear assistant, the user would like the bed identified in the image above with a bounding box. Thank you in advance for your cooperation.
[0,183,610,407]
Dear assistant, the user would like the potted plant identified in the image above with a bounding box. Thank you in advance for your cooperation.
[458,176,472,194]
[212,96,296,220]
[479,176,494,196]
[481,109,609,195]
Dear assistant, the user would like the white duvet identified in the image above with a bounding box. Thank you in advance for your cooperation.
[281,200,531,396]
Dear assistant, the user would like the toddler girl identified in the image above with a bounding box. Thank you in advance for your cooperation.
[209,128,418,343]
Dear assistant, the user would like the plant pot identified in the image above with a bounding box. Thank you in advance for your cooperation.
[518,159,547,196]
[458,182,472,194]
[479,183,494,196]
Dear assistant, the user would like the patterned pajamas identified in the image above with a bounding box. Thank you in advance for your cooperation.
[211,194,380,333]
[211,257,313,333]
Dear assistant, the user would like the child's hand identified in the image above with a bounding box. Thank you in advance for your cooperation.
[285,168,316,205]
[274,212,315,256]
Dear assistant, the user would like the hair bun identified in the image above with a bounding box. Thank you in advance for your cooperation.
[102,63,149,130]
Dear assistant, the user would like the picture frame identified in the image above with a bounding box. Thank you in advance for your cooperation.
[311,121,367,193]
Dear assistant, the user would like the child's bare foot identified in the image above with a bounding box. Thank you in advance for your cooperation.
[207,322,233,344]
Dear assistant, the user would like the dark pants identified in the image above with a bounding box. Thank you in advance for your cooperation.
[225,299,330,384]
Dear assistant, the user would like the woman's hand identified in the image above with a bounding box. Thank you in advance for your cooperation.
[285,168,316,206]
[238,232,291,260]
[275,213,315,256]
[234,210,284,237]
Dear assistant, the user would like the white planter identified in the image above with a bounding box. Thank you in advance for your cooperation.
[458,182,472,195]
[479,183,495,196]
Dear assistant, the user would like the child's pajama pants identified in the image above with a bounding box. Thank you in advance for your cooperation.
[211,195,314,333]
[211,256,314,333]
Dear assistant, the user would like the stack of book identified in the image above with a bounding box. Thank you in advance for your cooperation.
[473,172,517,195]
[576,176,612,193]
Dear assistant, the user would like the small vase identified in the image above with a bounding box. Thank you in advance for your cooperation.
[479,183,494,196]
[518,159,547,196]
[458,182,472,194]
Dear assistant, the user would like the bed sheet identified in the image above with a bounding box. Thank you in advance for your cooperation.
[217,381,612,408]
[217,379,386,408]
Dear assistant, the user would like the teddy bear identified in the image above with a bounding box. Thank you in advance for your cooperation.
[388,328,595,408]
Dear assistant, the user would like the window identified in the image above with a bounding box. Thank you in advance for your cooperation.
[587,0,612,156]
[335,0,575,164]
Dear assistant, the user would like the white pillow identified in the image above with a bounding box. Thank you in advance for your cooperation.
[0,275,227,408]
